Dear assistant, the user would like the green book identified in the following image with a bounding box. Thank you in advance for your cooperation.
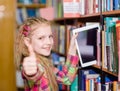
[70,75,78,91]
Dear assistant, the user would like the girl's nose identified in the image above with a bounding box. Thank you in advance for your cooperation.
[45,37,53,44]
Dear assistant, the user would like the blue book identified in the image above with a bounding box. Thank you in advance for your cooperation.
[27,9,36,17]
[78,69,97,91]
[51,53,60,65]
[113,0,119,10]
[106,0,111,11]
[40,0,46,4]
[16,8,24,25]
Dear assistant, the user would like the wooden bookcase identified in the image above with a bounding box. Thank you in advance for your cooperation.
[0,0,16,91]
[16,1,120,91]
[54,10,120,90]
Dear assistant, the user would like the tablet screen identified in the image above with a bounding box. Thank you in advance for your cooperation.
[73,24,100,67]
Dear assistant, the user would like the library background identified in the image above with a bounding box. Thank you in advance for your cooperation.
[1,0,120,91]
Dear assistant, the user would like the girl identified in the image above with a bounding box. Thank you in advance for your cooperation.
[15,17,78,91]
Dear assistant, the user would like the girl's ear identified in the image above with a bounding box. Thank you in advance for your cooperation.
[23,37,31,47]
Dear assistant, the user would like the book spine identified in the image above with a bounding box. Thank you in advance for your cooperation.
[63,0,80,17]
[116,20,120,81]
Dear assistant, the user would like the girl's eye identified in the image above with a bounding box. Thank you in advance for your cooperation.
[49,35,53,38]
[39,37,44,40]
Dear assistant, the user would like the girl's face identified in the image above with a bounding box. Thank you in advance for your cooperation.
[30,24,54,56]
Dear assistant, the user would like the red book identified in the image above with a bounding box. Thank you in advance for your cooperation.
[63,0,80,17]
[116,20,120,82]
[39,7,54,20]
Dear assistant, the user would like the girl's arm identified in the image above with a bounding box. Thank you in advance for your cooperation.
[54,54,79,85]
[54,34,79,85]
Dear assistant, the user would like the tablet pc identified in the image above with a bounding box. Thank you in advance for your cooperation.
[73,23,100,67]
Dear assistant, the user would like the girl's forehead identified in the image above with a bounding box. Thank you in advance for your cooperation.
[32,25,52,36]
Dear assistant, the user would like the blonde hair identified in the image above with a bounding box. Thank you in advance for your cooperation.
[15,17,58,91]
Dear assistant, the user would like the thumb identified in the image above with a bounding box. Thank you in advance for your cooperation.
[24,38,35,57]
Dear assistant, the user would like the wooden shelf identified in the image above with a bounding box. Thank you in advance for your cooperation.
[52,50,66,57]
[17,87,24,91]
[17,3,46,8]
[102,10,120,16]
[78,64,118,78]
[92,65,118,77]
[53,10,120,24]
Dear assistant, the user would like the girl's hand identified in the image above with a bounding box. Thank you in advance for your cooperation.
[23,39,37,76]
[68,33,78,55]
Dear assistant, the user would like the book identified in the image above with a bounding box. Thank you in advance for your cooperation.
[115,20,120,82]
[52,25,59,52]
[63,0,80,17]
[78,69,97,90]
[27,8,36,17]
[39,6,54,20]
[104,17,120,73]
[70,75,78,91]
[85,74,100,91]
[16,70,24,87]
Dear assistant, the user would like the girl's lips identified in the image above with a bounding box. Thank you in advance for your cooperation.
[44,47,51,51]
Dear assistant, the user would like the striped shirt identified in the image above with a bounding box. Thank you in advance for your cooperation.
[22,55,79,91]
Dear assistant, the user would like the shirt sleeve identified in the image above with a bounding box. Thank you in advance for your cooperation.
[21,63,44,89]
[54,54,79,85]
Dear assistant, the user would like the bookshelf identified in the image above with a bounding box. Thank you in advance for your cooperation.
[53,9,120,91]
[16,2,46,25]
[16,0,120,91]
[54,10,120,24]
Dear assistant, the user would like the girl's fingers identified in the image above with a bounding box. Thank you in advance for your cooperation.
[24,38,35,57]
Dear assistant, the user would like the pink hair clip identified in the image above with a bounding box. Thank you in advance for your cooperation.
[22,25,31,37]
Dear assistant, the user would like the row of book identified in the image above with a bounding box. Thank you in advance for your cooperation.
[43,0,120,18]
[52,25,66,55]
[68,68,120,91]
[65,18,120,75]
[17,0,63,22]
[51,18,120,90]
[16,6,54,25]
[102,17,120,76]
[16,0,120,24]
[17,0,46,4]
[63,0,120,17]
[16,8,38,25]
[78,69,119,91]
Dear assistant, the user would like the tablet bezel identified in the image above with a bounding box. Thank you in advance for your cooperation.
[73,23,100,67]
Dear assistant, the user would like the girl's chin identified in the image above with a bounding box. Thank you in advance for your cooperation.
[42,52,51,56]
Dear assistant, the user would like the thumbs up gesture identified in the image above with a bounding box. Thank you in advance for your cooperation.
[23,39,37,76]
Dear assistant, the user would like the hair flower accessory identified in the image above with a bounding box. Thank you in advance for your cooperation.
[22,25,31,37]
